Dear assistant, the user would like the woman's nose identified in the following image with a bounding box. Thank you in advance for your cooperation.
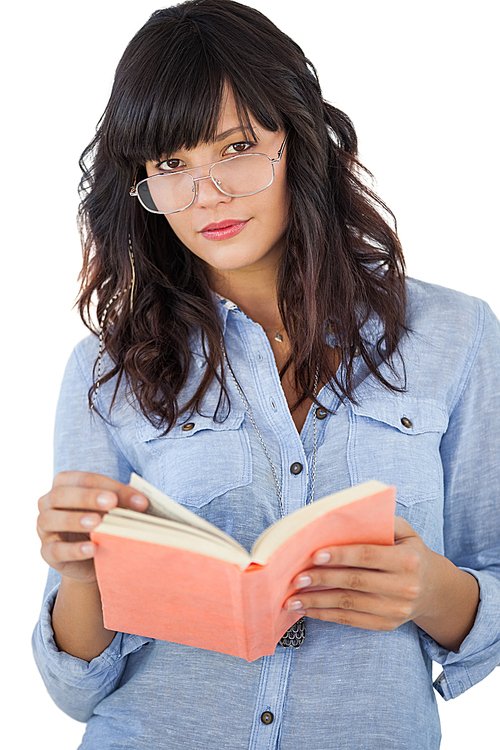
[193,173,232,209]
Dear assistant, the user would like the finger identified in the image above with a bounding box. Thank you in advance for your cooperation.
[310,542,398,572]
[51,471,149,509]
[44,538,97,564]
[287,589,381,614]
[42,473,148,512]
[292,566,399,597]
[37,508,105,537]
[394,515,418,541]
[286,588,412,622]
[302,606,400,632]
[39,485,118,513]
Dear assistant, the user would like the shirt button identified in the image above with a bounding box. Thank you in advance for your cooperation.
[315,407,328,419]
[400,417,413,429]
[290,462,303,475]
[260,711,274,725]
[182,422,195,431]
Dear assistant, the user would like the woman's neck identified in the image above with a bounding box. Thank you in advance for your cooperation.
[210,266,283,334]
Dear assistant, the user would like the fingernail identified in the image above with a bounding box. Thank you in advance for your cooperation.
[314,551,331,564]
[81,514,100,529]
[287,599,304,611]
[81,543,95,556]
[96,493,116,509]
[130,494,148,510]
[295,575,312,589]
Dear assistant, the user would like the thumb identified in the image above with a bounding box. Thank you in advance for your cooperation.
[394,515,418,542]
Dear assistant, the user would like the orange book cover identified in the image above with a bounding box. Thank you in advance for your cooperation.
[91,476,395,661]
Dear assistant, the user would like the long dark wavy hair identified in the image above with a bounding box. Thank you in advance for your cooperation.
[78,0,407,430]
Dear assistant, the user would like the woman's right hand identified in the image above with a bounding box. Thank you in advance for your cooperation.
[37,471,149,585]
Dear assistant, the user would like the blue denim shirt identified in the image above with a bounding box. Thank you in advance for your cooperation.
[33,278,500,749]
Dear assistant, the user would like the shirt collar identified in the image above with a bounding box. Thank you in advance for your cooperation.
[214,293,243,314]
[191,294,385,366]
[215,294,384,345]
[189,293,242,367]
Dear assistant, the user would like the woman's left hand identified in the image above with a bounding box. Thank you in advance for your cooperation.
[284,516,479,650]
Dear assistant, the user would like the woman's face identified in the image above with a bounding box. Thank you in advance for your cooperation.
[145,91,289,287]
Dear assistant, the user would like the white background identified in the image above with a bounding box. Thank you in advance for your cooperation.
[2,1,498,747]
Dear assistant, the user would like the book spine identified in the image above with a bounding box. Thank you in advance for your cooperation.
[241,565,279,661]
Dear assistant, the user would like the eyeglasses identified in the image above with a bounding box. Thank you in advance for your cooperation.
[130,135,287,215]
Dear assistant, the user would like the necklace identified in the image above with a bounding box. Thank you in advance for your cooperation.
[264,328,285,343]
[223,349,319,647]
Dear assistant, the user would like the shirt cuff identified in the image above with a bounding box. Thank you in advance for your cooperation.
[32,581,151,690]
[418,568,500,700]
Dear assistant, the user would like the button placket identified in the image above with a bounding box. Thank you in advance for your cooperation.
[239,323,310,516]
[247,651,292,750]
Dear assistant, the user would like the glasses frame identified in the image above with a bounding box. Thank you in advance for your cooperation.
[129,134,287,215]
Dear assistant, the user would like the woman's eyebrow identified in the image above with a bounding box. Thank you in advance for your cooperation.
[213,126,251,142]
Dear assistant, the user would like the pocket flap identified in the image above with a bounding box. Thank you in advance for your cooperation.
[136,410,246,443]
[351,396,448,435]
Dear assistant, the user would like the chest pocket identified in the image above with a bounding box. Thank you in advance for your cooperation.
[349,396,449,507]
[135,411,252,508]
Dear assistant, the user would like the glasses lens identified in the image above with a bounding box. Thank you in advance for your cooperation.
[211,154,273,197]
[137,172,195,214]
[135,154,274,213]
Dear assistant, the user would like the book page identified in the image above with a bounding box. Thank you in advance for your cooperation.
[250,480,392,563]
[129,472,238,545]
[102,507,242,551]
[95,511,251,567]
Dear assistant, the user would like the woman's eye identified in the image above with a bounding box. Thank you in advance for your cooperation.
[157,158,186,171]
[225,141,254,155]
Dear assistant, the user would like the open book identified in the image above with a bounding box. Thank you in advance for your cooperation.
[91,474,395,661]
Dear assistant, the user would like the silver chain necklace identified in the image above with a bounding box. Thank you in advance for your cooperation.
[223,349,320,648]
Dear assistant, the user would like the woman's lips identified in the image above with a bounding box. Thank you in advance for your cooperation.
[200,219,249,240]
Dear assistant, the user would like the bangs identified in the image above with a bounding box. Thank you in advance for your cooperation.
[104,11,284,168]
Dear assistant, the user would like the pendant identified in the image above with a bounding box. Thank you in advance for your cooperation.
[274,333,283,343]
[279,617,306,648]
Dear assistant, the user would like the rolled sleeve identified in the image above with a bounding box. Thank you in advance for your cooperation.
[32,578,151,721]
[428,300,500,699]
[419,568,500,699]
[32,340,151,721]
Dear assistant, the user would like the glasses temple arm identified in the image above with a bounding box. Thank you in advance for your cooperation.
[273,134,288,163]
[129,168,139,196]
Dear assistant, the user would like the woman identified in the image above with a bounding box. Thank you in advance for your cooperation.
[33,1,500,747]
